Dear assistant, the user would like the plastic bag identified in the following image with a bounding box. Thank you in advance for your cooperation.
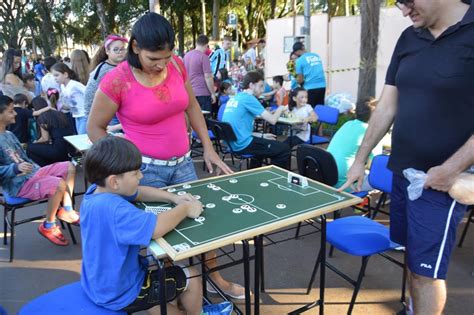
[202,301,233,315]
[403,168,427,201]
[325,92,355,114]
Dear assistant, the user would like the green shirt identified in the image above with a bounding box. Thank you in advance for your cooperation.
[327,119,382,189]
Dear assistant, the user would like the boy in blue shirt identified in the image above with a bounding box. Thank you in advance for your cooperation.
[81,136,203,314]
[222,71,290,169]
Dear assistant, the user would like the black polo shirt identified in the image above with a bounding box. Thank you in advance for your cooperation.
[385,4,474,176]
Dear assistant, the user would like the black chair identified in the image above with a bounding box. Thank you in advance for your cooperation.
[294,145,371,238]
[2,192,77,262]
[458,205,474,248]
[207,119,257,171]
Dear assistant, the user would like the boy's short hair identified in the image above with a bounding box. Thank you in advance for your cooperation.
[0,95,13,113]
[356,97,377,123]
[84,136,143,186]
[43,56,57,71]
[241,71,263,89]
[196,34,209,46]
[13,93,29,105]
[273,75,283,86]
[22,73,35,83]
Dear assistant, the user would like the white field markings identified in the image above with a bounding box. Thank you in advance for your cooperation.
[143,170,346,246]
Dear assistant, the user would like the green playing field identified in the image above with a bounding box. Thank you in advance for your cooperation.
[140,166,358,260]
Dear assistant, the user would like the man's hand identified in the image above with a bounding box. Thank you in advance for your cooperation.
[203,147,234,175]
[184,200,204,219]
[425,165,458,192]
[211,93,217,104]
[338,161,366,192]
[17,162,34,174]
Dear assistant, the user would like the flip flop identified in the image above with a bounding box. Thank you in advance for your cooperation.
[206,283,249,300]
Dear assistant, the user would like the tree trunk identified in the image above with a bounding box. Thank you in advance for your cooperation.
[149,0,160,13]
[95,0,109,37]
[357,0,382,105]
[270,0,277,19]
[37,0,56,56]
[212,0,220,40]
[177,10,185,56]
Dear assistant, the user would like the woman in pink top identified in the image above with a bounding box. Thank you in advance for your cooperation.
[87,13,244,300]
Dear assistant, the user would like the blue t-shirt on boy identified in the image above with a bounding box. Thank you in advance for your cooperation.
[222,92,264,152]
[80,184,157,310]
[295,52,326,90]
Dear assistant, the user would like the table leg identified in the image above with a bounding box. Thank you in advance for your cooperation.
[201,253,208,298]
[319,214,327,315]
[159,261,167,315]
[243,240,252,315]
[288,214,327,314]
[254,236,262,315]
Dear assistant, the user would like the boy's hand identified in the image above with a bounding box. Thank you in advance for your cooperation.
[18,162,33,174]
[185,200,203,219]
[174,193,197,204]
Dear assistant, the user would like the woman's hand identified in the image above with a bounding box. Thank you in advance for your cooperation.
[203,147,233,175]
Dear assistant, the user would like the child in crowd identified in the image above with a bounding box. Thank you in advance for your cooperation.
[8,94,32,143]
[0,95,79,246]
[51,62,87,134]
[217,82,233,121]
[8,93,53,143]
[272,75,288,106]
[283,87,318,148]
[41,56,60,96]
[27,96,75,166]
[81,136,203,314]
[22,73,38,97]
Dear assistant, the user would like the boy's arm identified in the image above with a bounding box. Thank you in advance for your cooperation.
[135,186,181,204]
[135,186,203,238]
[0,163,21,181]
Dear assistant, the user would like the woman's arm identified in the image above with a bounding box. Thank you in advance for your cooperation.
[87,90,118,142]
[184,81,233,175]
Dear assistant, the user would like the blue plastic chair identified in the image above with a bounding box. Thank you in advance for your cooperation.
[306,216,405,314]
[18,281,127,315]
[307,105,339,145]
[2,192,77,262]
[368,155,393,219]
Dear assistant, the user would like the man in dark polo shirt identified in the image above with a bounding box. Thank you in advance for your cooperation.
[340,0,474,314]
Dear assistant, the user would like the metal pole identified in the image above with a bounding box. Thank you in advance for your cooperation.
[202,0,207,35]
[304,0,311,51]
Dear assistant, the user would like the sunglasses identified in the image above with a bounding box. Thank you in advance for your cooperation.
[396,0,415,9]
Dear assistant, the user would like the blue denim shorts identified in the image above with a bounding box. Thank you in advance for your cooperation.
[139,157,198,188]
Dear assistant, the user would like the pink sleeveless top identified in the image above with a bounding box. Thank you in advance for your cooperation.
[99,56,190,160]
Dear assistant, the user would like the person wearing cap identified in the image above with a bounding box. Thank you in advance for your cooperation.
[292,42,326,107]
[340,1,474,314]
[84,34,128,132]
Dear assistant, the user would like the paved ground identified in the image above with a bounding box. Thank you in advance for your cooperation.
[1,158,473,315]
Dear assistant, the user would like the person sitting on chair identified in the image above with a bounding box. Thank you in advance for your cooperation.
[81,136,203,314]
[222,71,290,169]
[0,95,79,246]
[327,97,382,190]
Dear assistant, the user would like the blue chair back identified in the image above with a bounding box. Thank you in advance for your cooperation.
[18,281,126,315]
[314,105,339,125]
[368,155,392,194]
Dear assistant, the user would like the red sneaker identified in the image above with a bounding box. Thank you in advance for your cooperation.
[38,224,69,246]
[56,207,80,226]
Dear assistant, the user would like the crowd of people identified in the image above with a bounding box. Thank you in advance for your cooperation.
[1,1,473,314]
